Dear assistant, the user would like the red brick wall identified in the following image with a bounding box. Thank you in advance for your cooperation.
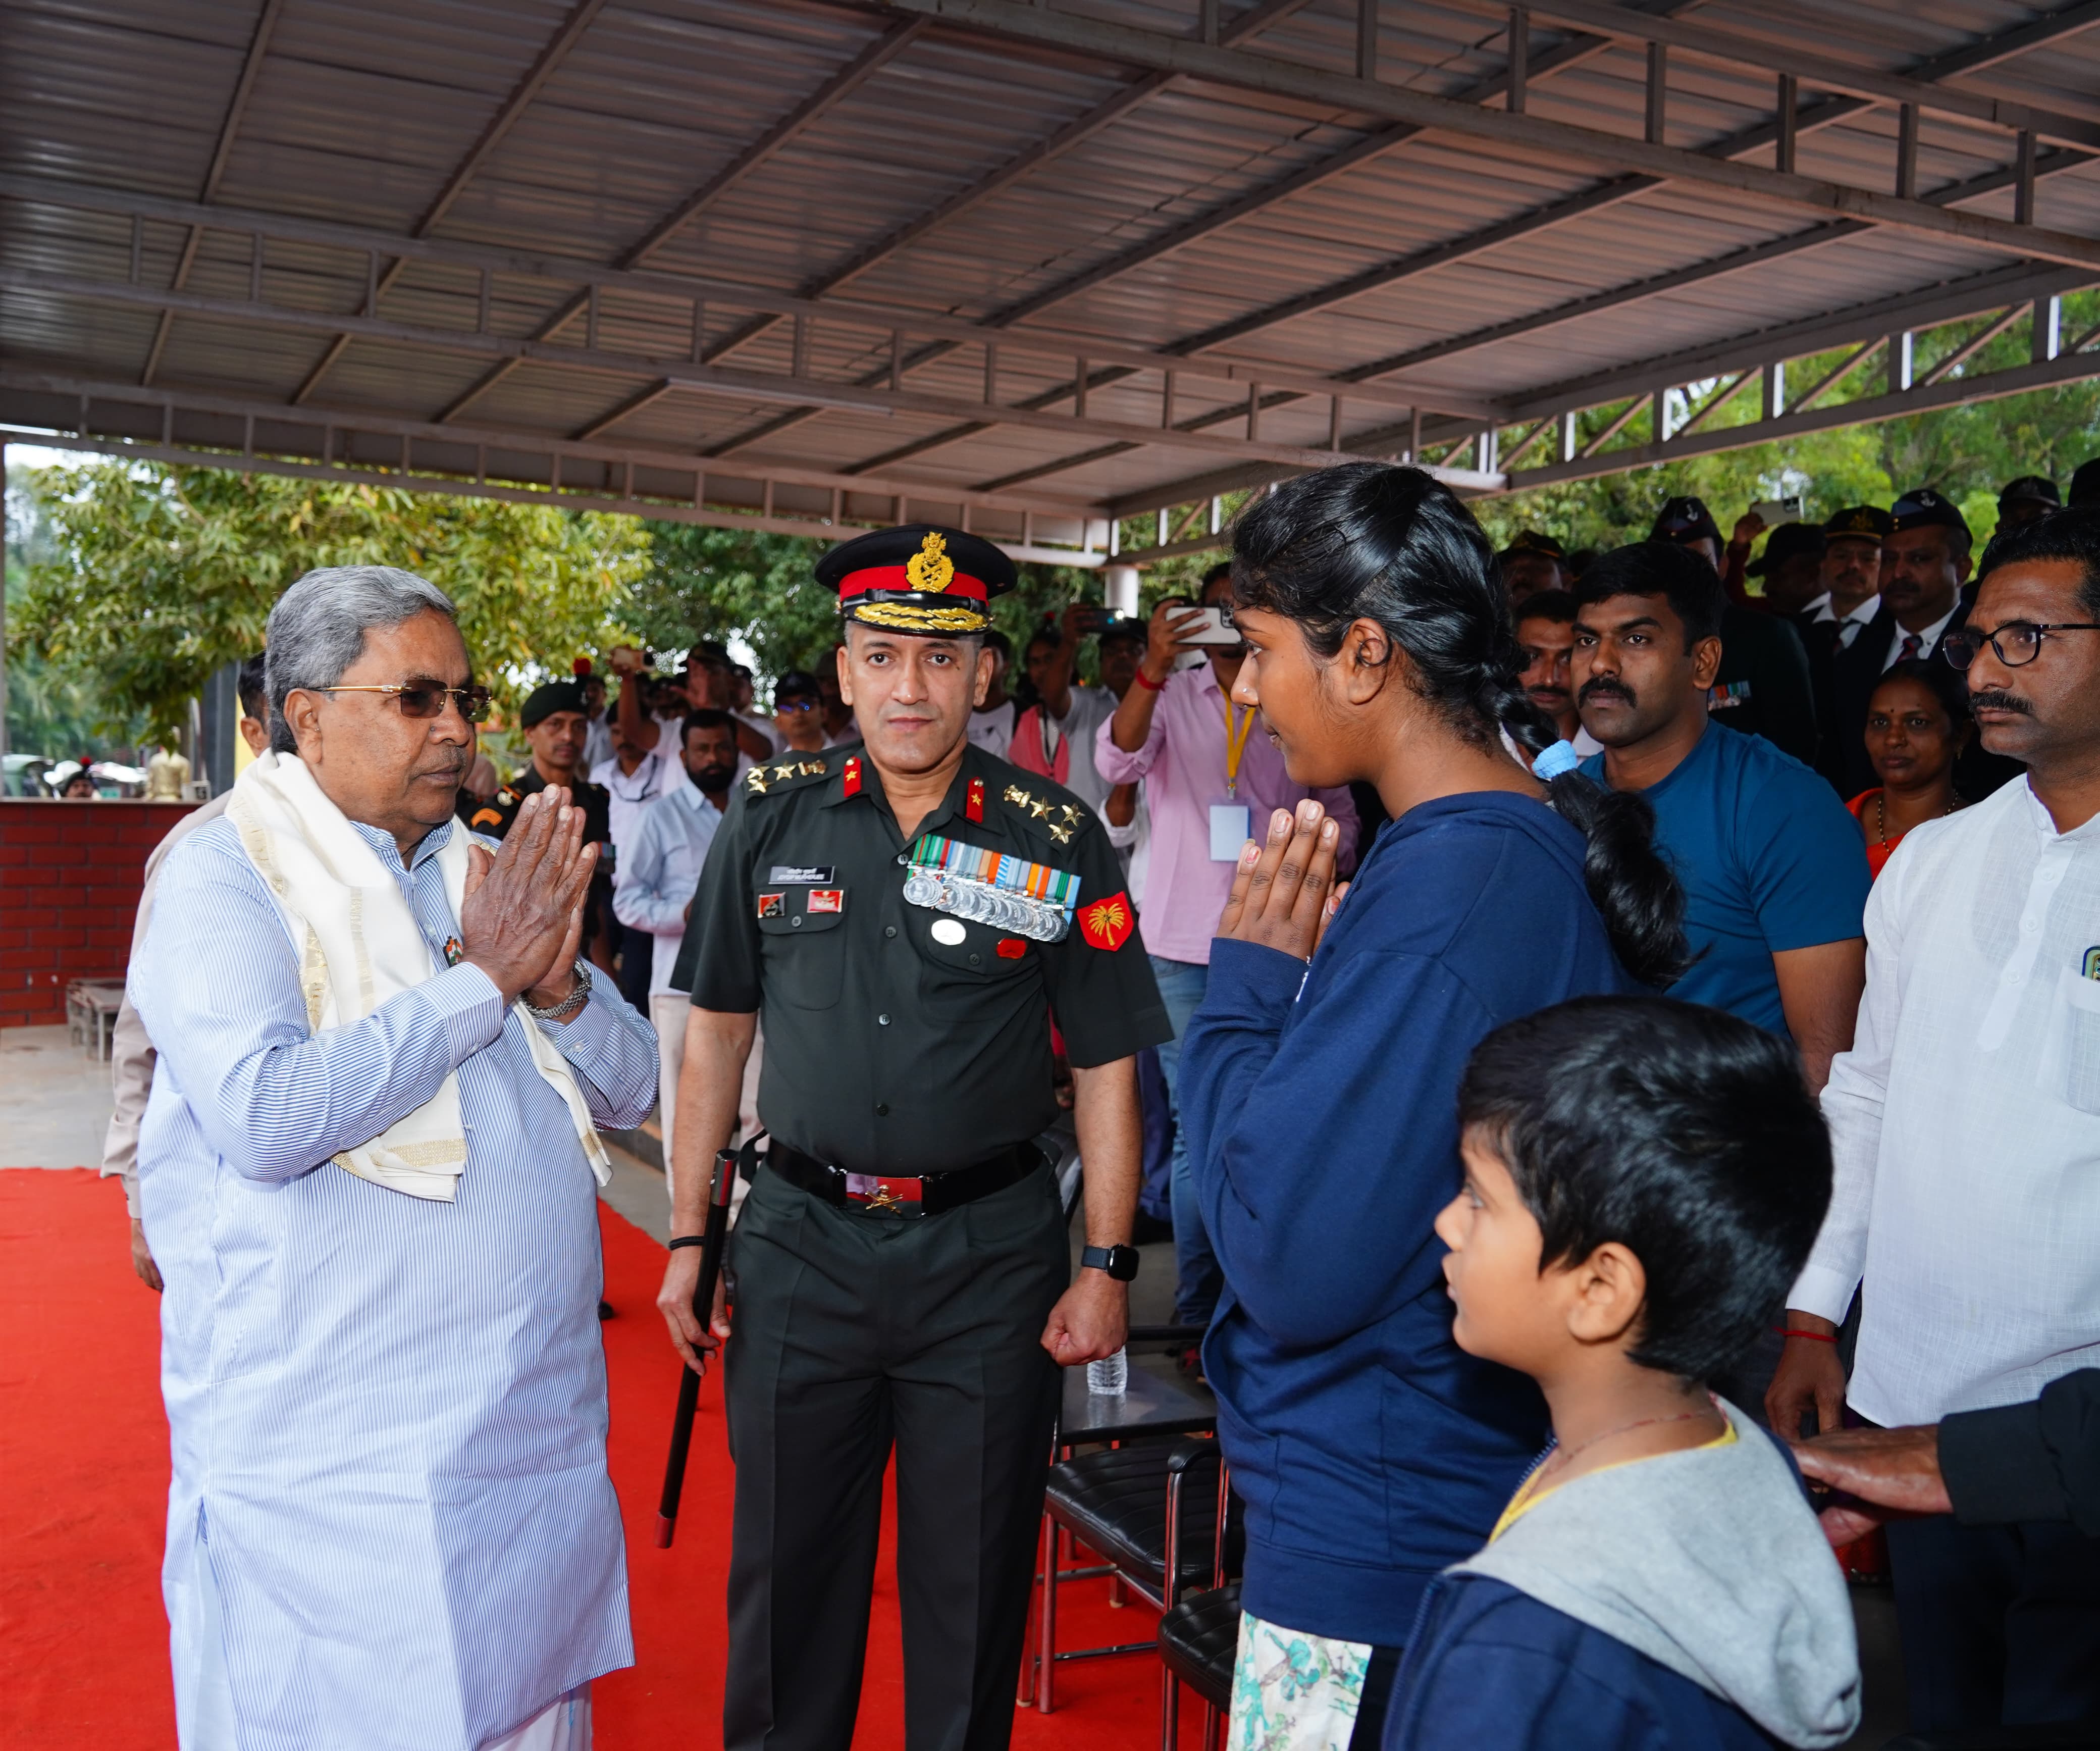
[2,800,200,1026]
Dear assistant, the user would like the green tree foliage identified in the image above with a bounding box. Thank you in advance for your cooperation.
[11,461,650,740]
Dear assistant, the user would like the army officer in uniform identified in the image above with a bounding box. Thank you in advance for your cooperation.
[657,525,1171,1751]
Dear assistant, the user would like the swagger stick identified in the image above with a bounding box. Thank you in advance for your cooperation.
[655,1144,736,1549]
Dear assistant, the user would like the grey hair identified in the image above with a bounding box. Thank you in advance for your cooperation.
[265,565,457,753]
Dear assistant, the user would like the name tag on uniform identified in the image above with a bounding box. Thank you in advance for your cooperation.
[1209,803,1251,862]
[769,865,835,884]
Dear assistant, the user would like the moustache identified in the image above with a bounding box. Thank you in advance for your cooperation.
[690,763,738,788]
[1969,689,2031,715]
[415,756,469,781]
[1579,677,1635,706]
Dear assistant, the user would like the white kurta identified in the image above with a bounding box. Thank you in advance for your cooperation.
[1794,776,2100,1425]
[132,814,660,1750]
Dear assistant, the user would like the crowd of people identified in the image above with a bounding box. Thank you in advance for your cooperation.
[94,450,2100,1751]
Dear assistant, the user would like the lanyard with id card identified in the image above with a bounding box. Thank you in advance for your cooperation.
[1209,700,1256,861]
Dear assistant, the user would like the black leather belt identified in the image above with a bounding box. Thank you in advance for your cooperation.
[766,1140,1042,1217]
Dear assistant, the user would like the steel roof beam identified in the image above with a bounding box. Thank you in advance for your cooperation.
[293,0,612,406]
[594,0,1316,444]
[0,368,1099,517]
[1505,337,2100,490]
[140,0,285,386]
[437,16,928,424]
[1,426,1110,563]
[5,265,1472,476]
[1460,0,2100,150]
[0,174,1475,417]
[933,1,2100,496]
[754,0,1662,466]
[882,0,2100,271]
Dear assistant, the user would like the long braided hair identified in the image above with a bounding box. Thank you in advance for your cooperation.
[1231,464,1689,988]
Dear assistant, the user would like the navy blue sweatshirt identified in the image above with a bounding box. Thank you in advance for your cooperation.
[1384,1577,1783,1750]
[1179,792,1636,1646]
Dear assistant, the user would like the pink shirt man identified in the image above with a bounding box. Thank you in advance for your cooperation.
[1094,663,1358,965]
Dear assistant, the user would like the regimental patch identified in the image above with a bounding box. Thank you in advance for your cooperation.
[965,776,985,823]
[996,938,1027,959]
[1078,891,1135,953]
[807,888,844,914]
[469,806,504,830]
[756,892,785,919]
[843,755,862,798]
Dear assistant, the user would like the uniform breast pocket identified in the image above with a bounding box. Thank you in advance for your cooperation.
[914,911,1036,986]
[2048,968,2100,1115]
[756,891,848,1010]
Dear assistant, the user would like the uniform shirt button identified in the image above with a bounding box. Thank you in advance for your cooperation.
[969,953,981,965]
[878,1013,891,1026]
[884,925,897,938]
[792,916,803,929]
[875,1103,889,1116]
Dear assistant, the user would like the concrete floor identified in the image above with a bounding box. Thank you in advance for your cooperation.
[1,1022,1909,1743]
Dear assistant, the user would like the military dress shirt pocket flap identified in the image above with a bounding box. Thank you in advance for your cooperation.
[916,912,1035,981]
[756,889,848,1009]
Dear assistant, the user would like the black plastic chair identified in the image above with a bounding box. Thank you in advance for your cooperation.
[1158,1579,1241,1751]
[1019,1329,1223,1715]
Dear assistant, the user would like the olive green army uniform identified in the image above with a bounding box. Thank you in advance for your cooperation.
[675,739,1170,1751]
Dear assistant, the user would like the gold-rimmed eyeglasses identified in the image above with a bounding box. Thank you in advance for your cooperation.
[309,681,493,722]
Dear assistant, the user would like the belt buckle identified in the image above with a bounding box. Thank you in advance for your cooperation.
[845,1172,923,1216]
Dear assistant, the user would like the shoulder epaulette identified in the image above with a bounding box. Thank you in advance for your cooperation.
[744,755,832,800]
[996,778,1091,848]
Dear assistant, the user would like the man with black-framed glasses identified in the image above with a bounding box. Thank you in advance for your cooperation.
[1770,506,2100,1734]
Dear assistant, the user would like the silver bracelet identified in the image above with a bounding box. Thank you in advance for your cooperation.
[526,958,592,1022]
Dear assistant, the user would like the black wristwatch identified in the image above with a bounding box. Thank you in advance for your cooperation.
[1081,1243,1141,1282]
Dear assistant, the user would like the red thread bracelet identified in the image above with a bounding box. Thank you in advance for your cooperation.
[1775,1327,1839,1344]
[1133,666,1167,691]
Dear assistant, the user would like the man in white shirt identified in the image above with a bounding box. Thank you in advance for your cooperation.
[1802,506,1889,653]
[1770,508,2100,1734]
[592,713,682,1009]
[614,710,738,1189]
[580,668,615,774]
[965,628,1018,757]
[611,642,771,768]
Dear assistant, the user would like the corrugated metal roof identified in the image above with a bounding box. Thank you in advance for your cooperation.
[5,0,2097,549]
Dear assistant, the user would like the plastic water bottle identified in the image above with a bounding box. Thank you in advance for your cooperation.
[1086,1347,1128,1397]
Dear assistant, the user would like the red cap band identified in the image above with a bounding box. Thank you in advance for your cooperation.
[837,565,988,603]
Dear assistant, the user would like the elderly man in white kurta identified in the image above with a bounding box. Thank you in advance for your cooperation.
[131,566,658,1751]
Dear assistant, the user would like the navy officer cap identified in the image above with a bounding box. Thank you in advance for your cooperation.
[1649,495,1723,547]
[817,524,1017,637]
[1890,487,1972,543]
[1999,474,2060,508]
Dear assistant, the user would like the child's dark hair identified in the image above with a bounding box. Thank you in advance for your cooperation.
[1571,541,1728,646]
[1231,465,1689,987]
[1457,996,1831,1383]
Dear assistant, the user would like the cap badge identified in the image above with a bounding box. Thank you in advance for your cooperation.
[907,531,956,594]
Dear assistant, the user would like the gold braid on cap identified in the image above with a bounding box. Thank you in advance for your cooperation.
[848,598,990,634]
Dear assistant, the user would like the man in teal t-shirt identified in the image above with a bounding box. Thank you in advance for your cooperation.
[1571,542,1870,1092]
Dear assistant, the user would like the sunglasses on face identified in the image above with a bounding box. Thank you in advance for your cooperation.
[310,680,494,722]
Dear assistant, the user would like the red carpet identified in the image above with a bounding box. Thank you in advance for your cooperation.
[2,1169,1181,1749]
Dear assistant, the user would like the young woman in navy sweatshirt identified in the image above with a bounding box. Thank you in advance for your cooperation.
[1178,464,1690,1751]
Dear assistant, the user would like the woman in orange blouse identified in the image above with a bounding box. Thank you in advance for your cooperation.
[1847,657,1972,878]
